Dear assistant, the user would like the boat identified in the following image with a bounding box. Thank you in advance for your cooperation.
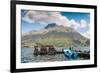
[63,48,72,60]
[63,48,78,60]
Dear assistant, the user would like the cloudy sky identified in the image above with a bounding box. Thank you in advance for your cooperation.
[21,10,90,38]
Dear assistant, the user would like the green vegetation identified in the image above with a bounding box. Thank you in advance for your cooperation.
[22,37,88,48]
[21,23,90,48]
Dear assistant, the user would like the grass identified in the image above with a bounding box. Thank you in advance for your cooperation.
[22,37,89,48]
[32,37,77,47]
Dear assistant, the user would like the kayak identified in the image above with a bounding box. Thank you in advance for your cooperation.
[63,48,78,60]
[63,48,72,60]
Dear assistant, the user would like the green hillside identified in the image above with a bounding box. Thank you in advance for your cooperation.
[21,23,90,48]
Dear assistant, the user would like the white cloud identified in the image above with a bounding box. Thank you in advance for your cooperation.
[70,19,80,29]
[22,10,89,30]
[80,19,87,28]
[22,11,71,27]
[22,16,35,23]
[81,31,90,38]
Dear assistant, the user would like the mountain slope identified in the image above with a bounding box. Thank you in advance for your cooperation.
[22,23,90,48]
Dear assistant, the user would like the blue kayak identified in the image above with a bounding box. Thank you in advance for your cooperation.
[63,48,78,60]
[72,51,78,60]
[63,48,72,60]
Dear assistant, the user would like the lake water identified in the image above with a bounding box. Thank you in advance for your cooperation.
[21,48,66,63]
[21,48,90,63]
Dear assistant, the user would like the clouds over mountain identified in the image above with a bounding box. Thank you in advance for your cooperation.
[81,31,90,39]
[22,10,90,38]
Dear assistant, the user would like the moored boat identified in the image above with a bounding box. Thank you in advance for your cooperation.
[63,48,78,60]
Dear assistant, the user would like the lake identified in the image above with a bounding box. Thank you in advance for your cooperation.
[21,48,67,63]
[21,48,90,63]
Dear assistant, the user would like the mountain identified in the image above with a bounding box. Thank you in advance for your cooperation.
[22,23,90,48]
[45,23,57,29]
